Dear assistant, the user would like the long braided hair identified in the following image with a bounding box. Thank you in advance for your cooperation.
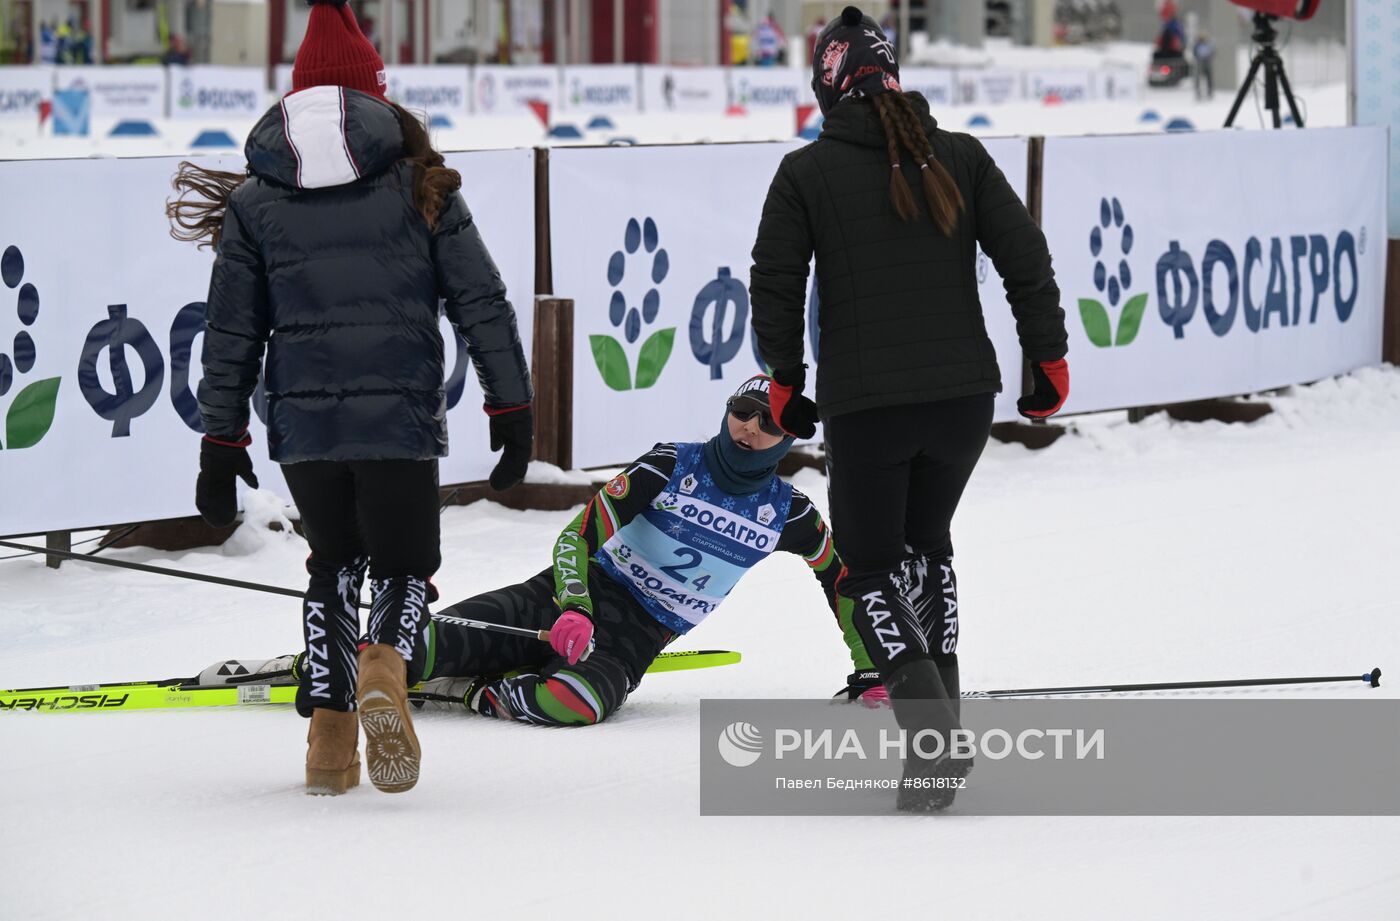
[871,91,965,236]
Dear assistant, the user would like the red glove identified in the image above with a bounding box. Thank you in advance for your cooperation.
[769,365,820,439]
[1017,358,1069,419]
[548,610,595,665]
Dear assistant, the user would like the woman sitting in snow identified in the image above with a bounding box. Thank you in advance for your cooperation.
[396,374,879,727]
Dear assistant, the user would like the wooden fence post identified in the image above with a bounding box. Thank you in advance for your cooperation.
[45,530,70,569]
[535,146,553,297]
[532,297,574,471]
[1385,238,1400,365]
[989,135,1067,450]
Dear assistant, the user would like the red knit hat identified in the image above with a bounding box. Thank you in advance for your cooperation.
[291,0,387,98]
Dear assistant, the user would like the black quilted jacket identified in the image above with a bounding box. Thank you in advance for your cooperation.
[198,85,531,463]
[750,92,1066,418]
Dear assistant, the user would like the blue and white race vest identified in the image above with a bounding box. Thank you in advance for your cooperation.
[596,443,794,634]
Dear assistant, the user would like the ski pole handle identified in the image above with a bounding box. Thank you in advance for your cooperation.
[536,630,595,661]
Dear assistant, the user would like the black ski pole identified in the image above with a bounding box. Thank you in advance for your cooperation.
[0,538,556,645]
[0,537,311,602]
[965,669,1382,699]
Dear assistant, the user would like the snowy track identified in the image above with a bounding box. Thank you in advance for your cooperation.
[3,369,1399,919]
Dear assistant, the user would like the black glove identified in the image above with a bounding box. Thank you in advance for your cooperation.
[196,434,259,528]
[487,405,533,492]
[832,669,884,702]
[769,365,820,439]
[1017,358,1069,419]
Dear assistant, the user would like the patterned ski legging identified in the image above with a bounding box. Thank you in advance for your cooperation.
[426,565,673,726]
[282,459,442,717]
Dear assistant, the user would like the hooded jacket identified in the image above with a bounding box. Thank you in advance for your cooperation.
[749,92,1066,418]
[198,85,531,464]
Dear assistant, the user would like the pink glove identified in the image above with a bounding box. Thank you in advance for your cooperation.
[859,686,890,709]
[837,670,889,708]
[549,610,595,665]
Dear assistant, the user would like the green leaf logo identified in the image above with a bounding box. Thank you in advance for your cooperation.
[590,335,632,391]
[4,376,60,449]
[635,327,675,389]
[1115,293,1148,346]
[1078,298,1112,348]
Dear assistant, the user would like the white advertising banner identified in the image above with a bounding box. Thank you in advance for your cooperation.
[0,66,53,121]
[1040,127,1388,415]
[956,69,1024,107]
[53,65,167,120]
[640,66,729,113]
[899,67,958,109]
[386,65,471,117]
[727,68,814,109]
[167,66,266,120]
[0,149,536,535]
[560,65,640,114]
[552,139,1027,470]
[552,142,800,469]
[472,65,559,115]
[1026,69,1095,104]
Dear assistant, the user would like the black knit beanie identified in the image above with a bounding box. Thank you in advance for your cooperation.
[811,5,901,115]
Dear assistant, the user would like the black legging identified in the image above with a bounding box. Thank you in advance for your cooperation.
[824,394,994,686]
[282,458,442,716]
[427,564,673,726]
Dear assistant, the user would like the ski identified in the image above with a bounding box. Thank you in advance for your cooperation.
[0,649,743,713]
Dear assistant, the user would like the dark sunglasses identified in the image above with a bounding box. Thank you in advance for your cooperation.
[726,397,786,437]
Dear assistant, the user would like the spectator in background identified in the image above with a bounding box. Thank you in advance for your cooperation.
[1156,1,1184,55]
[753,13,785,67]
[54,18,71,63]
[1192,32,1215,100]
[725,2,751,64]
[39,21,57,64]
[163,34,192,66]
[73,20,92,63]
[880,11,898,56]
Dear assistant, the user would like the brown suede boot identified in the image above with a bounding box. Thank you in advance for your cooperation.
[305,708,361,795]
[356,644,421,793]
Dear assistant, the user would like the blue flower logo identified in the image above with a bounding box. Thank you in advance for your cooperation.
[591,218,675,391]
[607,217,669,343]
[0,245,60,449]
[1079,197,1147,348]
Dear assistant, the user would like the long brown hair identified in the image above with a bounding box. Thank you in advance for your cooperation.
[166,163,247,250]
[392,101,462,231]
[871,92,965,236]
[165,100,461,250]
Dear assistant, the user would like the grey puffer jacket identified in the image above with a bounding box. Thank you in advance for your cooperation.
[198,85,531,463]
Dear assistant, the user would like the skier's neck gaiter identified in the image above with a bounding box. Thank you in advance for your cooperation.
[703,413,794,496]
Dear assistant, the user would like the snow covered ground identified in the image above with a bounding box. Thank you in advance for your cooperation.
[3,366,1398,920]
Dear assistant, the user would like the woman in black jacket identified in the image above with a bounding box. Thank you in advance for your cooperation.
[167,0,532,796]
[749,6,1069,810]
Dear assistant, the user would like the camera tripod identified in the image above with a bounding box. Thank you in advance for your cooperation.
[1225,11,1304,129]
